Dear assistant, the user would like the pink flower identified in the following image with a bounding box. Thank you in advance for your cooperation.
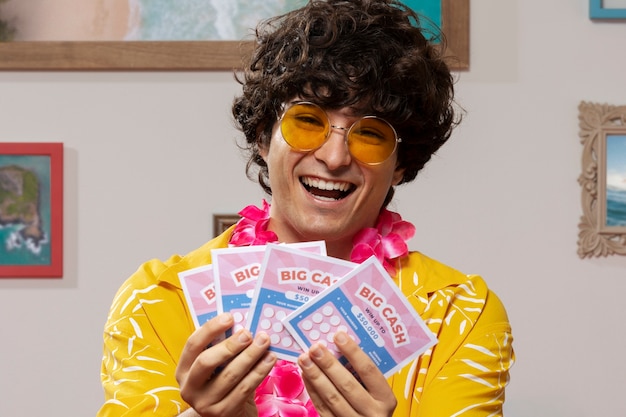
[229,200,278,246]
[350,209,415,276]
[255,360,318,417]
[228,202,416,414]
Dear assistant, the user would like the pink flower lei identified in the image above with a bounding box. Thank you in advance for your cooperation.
[350,209,416,276]
[255,360,317,417]
[229,200,415,417]
[229,199,279,246]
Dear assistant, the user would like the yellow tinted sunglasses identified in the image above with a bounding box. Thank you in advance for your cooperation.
[279,102,401,165]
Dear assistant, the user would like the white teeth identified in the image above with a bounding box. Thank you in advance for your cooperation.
[302,177,350,191]
[315,196,336,202]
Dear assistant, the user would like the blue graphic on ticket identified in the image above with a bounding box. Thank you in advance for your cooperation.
[246,244,356,362]
[284,256,438,377]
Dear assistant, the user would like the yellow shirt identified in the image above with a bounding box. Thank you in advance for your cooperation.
[98,230,514,416]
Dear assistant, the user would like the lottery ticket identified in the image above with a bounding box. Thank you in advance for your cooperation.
[178,265,217,329]
[212,246,266,337]
[283,256,438,377]
[212,241,326,337]
[246,244,356,361]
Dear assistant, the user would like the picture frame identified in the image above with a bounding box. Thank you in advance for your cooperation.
[213,214,241,238]
[0,0,469,71]
[0,142,63,277]
[577,101,626,258]
[590,0,626,19]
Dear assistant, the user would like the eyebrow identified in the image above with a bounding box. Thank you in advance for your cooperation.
[288,99,369,118]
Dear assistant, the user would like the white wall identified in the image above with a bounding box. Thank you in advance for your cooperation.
[1,0,625,415]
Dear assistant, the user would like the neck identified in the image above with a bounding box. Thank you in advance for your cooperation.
[228,200,415,276]
[267,219,355,261]
[324,240,354,262]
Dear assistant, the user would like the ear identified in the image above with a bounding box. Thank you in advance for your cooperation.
[257,123,274,162]
[258,141,268,161]
[392,166,405,185]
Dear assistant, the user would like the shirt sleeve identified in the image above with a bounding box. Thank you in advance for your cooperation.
[415,290,514,417]
[97,264,193,417]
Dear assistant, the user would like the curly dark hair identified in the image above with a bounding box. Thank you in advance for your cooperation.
[232,0,460,204]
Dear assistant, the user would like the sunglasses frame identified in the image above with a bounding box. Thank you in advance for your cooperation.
[279,101,402,165]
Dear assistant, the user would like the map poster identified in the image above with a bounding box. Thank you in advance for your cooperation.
[0,143,63,278]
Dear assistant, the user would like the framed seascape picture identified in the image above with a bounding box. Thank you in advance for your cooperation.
[578,102,626,258]
[0,143,63,277]
[604,135,626,228]
[0,0,469,70]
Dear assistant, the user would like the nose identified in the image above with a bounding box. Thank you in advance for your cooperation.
[312,125,352,169]
[330,124,349,134]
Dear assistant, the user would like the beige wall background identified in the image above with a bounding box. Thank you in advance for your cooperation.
[1,0,625,415]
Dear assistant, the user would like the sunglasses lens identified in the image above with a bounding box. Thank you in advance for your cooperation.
[348,117,398,164]
[280,103,398,164]
[281,103,329,151]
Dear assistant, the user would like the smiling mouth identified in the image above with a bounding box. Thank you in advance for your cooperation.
[300,176,355,201]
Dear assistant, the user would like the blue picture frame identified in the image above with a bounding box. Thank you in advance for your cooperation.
[590,0,626,19]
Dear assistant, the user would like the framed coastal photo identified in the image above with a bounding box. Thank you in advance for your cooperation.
[0,0,469,70]
[0,143,63,278]
[577,102,626,258]
[590,0,626,19]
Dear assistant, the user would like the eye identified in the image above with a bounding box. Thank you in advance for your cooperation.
[350,118,396,146]
[288,104,328,132]
[294,113,325,128]
[351,127,388,145]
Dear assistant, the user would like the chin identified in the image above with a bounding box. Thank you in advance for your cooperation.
[299,220,355,242]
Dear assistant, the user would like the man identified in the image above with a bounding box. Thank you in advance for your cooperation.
[98,1,514,416]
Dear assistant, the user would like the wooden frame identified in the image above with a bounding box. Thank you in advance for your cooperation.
[0,142,63,277]
[0,0,468,71]
[213,214,241,238]
[577,102,626,258]
[590,0,626,19]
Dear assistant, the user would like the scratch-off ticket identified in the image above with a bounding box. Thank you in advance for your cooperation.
[212,241,326,338]
[178,265,217,329]
[283,256,438,377]
[246,244,356,362]
[212,246,267,337]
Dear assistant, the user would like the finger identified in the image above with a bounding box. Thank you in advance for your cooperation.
[207,332,274,399]
[333,332,395,406]
[219,347,277,405]
[299,343,359,415]
[176,313,234,382]
[185,328,256,391]
[192,335,277,416]
[298,351,336,416]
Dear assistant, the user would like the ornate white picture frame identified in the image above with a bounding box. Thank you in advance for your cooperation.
[578,101,626,258]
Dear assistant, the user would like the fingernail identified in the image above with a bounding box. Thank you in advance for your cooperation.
[310,343,324,359]
[299,353,313,368]
[254,332,269,346]
[220,313,233,324]
[238,329,252,343]
[335,331,348,345]
[264,352,276,364]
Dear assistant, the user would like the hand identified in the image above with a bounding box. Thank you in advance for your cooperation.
[298,331,397,417]
[176,313,277,417]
